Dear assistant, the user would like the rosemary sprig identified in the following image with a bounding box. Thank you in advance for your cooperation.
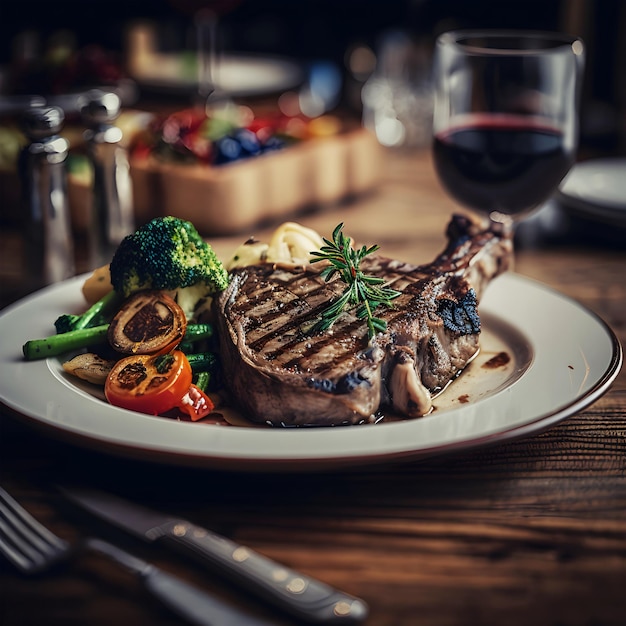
[309,223,401,339]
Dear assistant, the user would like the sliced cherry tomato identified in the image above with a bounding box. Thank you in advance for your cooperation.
[178,384,215,421]
[105,350,192,415]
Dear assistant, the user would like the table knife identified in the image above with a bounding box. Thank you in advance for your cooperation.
[58,485,368,625]
[86,537,278,626]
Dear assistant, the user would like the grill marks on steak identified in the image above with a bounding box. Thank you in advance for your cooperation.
[215,215,513,426]
[230,270,362,372]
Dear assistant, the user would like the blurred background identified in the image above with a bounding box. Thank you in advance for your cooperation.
[1,0,624,154]
[0,0,623,294]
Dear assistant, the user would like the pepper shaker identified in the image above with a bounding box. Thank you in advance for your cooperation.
[81,89,134,269]
[19,105,75,290]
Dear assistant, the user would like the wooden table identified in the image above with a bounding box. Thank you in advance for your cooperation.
[1,149,625,626]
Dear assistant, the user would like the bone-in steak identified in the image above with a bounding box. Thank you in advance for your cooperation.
[215,215,513,426]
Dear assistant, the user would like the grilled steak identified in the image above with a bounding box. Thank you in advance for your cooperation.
[215,214,513,426]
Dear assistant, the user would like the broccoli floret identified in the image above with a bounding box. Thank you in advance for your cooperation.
[109,217,229,316]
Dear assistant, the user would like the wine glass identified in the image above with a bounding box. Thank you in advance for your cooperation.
[432,30,585,226]
[169,0,242,108]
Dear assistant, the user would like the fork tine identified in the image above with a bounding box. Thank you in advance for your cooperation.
[0,487,68,574]
[0,501,54,572]
[0,521,35,572]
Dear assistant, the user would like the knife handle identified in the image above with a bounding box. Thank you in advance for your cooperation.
[154,520,368,624]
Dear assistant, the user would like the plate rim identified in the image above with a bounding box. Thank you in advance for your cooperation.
[0,272,622,472]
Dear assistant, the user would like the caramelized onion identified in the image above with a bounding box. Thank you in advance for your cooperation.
[108,291,187,355]
[62,353,116,385]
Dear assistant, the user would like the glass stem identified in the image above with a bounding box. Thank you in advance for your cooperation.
[195,8,218,101]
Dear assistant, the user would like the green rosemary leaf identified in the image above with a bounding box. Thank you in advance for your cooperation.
[309,224,401,340]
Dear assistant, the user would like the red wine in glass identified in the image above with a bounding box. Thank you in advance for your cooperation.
[432,30,585,224]
[433,114,574,217]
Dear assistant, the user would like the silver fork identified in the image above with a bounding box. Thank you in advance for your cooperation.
[0,486,277,626]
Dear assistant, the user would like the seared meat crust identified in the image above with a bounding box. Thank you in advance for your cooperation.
[215,215,513,426]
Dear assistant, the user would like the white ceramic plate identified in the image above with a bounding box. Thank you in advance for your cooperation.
[0,273,621,471]
[134,53,304,97]
[557,158,626,228]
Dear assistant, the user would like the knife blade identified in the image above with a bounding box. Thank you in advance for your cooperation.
[58,485,368,625]
[86,537,278,626]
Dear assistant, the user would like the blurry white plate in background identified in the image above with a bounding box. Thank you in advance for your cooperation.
[557,158,626,228]
[134,53,304,98]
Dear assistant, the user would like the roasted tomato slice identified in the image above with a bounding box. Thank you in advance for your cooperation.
[108,291,187,355]
[178,384,215,421]
[105,350,192,415]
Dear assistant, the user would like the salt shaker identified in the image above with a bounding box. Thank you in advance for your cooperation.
[81,89,134,269]
[19,105,75,289]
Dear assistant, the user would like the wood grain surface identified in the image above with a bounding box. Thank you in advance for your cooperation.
[1,149,624,626]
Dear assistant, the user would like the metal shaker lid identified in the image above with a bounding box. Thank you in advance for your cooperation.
[21,105,65,139]
[80,89,121,126]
